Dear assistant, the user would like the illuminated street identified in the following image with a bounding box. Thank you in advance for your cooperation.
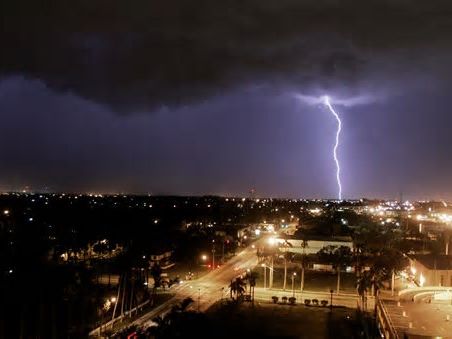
[119,242,260,332]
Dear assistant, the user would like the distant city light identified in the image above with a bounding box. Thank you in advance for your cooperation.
[309,208,322,215]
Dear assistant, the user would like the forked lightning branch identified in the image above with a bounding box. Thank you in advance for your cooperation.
[323,96,342,200]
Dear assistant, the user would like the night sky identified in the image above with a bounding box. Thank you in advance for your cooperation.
[2,1,452,199]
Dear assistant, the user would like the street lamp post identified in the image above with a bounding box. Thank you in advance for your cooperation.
[291,272,297,297]
[270,256,274,288]
[200,254,207,274]
[198,288,201,312]
[330,289,333,311]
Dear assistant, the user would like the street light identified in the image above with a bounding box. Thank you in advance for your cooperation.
[291,272,297,297]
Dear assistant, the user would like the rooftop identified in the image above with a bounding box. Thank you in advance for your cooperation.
[279,234,353,242]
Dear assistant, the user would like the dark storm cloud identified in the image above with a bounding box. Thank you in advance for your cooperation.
[2,0,452,112]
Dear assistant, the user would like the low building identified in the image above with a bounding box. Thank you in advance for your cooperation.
[409,254,452,287]
[275,235,353,255]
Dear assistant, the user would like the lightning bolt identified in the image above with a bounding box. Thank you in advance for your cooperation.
[323,96,342,200]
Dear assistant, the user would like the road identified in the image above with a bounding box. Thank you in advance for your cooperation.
[112,241,259,334]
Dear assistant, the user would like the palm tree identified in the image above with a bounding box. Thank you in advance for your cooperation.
[369,268,385,298]
[298,236,308,292]
[229,277,246,301]
[245,271,258,302]
[282,251,294,291]
[280,240,293,290]
[261,243,278,288]
[293,251,309,292]
[356,271,372,311]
